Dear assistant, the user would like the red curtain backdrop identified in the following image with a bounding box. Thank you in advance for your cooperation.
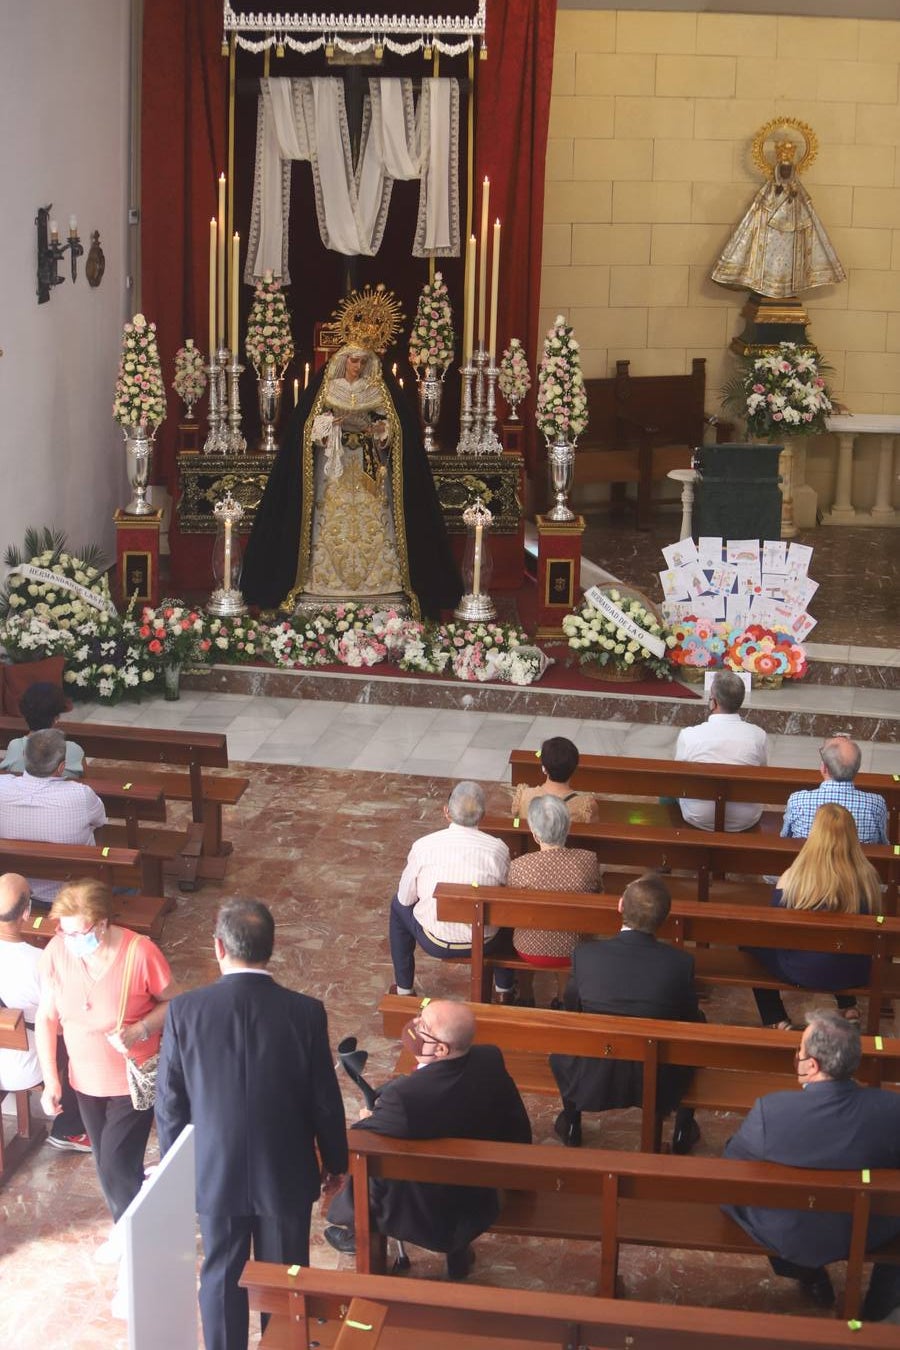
[475,0,557,478]
[141,0,226,490]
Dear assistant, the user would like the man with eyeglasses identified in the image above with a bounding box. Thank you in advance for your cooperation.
[781,736,888,844]
[324,999,531,1278]
[723,1012,900,1321]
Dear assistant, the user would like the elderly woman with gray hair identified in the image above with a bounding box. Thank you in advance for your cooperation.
[501,795,600,1008]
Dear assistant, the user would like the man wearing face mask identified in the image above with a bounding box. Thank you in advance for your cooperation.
[723,1012,900,1321]
[324,999,531,1279]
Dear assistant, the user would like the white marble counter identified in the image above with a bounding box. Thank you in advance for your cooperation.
[824,415,899,525]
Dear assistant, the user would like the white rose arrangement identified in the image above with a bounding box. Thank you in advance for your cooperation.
[245,274,294,373]
[113,313,166,430]
[497,338,531,416]
[173,340,208,415]
[536,315,588,445]
[408,272,455,374]
[563,588,674,679]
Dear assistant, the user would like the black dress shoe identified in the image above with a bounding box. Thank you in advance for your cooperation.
[798,1268,835,1309]
[493,988,517,1005]
[671,1118,701,1155]
[445,1245,475,1281]
[554,1109,582,1148]
[324,1225,357,1255]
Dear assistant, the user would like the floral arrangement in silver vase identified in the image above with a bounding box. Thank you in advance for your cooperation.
[172,340,207,419]
[408,271,455,374]
[535,315,588,445]
[113,313,166,431]
[497,338,531,419]
[244,273,294,374]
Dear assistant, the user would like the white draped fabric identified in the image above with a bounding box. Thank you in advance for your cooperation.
[246,75,459,280]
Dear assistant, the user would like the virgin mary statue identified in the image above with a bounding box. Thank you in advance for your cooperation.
[242,285,461,618]
[712,123,845,299]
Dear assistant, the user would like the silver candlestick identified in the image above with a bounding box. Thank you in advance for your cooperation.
[481,359,502,455]
[225,356,247,453]
[456,360,479,454]
[204,349,230,454]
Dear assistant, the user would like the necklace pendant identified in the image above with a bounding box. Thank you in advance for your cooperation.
[83,999,91,1012]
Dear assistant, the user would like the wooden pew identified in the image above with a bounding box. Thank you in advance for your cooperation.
[379,994,900,1152]
[346,1134,900,1320]
[482,816,900,912]
[0,1007,46,1184]
[0,839,173,943]
[508,751,900,843]
[0,716,250,888]
[432,884,900,1033]
[239,1263,900,1349]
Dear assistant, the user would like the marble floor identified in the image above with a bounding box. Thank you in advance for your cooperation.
[1,655,897,1346]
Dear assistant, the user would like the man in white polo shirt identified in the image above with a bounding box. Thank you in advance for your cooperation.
[388,781,512,998]
[675,670,767,832]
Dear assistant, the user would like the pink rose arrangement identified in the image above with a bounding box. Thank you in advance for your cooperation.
[245,274,294,373]
[408,272,455,374]
[536,315,588,444]
[113,313,166,430]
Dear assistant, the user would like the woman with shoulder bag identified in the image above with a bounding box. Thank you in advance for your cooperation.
[35,879,180,1255]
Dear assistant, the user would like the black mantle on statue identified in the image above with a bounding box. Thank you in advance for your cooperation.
[241,365,462,618]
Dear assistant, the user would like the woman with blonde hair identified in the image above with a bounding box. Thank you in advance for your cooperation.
[35,879,179,1260]
[751,803,882,1028]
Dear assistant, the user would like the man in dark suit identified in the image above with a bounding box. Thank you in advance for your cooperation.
[724,1012,900,1320]
[550,874,702,1151]
[324,999,531,1278]
[155,900,348,1350]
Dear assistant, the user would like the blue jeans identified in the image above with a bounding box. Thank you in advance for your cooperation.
[388,894,513,991]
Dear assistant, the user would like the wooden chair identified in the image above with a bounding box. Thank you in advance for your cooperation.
[0,1007,46,1184]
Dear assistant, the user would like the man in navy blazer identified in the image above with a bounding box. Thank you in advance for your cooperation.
[725,1012,900,1320]
[156,900,348,1350]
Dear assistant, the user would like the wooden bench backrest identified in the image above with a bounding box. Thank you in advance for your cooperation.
[508,751,900,839]
[379,994,900,1089]
[482,817,898,908]
[238,1261,900,1349]
[0,714,229,769]
[347,1132,900,1318]
[0,837,141,885]
[580,359,707,450]
[0,1007,28,1052]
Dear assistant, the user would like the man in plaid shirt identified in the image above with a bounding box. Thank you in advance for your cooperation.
[781,737,888,844]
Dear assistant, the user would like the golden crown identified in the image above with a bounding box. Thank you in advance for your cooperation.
[325,284,405,356]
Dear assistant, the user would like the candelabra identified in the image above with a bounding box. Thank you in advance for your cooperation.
[456,345,502,455]
[35,206,84,304]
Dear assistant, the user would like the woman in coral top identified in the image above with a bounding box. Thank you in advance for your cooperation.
[35,879,180,1245]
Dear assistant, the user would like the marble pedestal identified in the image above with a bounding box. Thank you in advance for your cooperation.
[824,415,899,526]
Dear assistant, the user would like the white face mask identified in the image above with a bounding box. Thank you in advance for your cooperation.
[64,928,101,959]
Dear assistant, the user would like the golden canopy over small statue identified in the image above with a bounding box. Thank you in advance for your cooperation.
[712,119,845,300]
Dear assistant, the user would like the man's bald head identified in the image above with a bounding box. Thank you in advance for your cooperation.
[0,873,31,924]
[820,737,861,783]
[425,1000,476,1056]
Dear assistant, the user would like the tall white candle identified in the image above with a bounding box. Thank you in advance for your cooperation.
[304,362,310,388]
[293,378,300,404]
[223,518,232,593]
[464,234,476,365]
[472,521,483,595]
[488,218,501,361]
[217,174,226,348]
[208,218,217,358]
[230,232,240,356]
[477,177,490,347]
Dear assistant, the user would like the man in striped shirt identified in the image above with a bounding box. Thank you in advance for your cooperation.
[781,737,888,845]
[388,781,513,998]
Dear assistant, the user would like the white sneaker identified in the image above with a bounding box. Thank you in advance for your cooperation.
[95,1226,123,1265]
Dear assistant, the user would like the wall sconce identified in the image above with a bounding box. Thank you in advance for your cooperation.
[35,205,83,304]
